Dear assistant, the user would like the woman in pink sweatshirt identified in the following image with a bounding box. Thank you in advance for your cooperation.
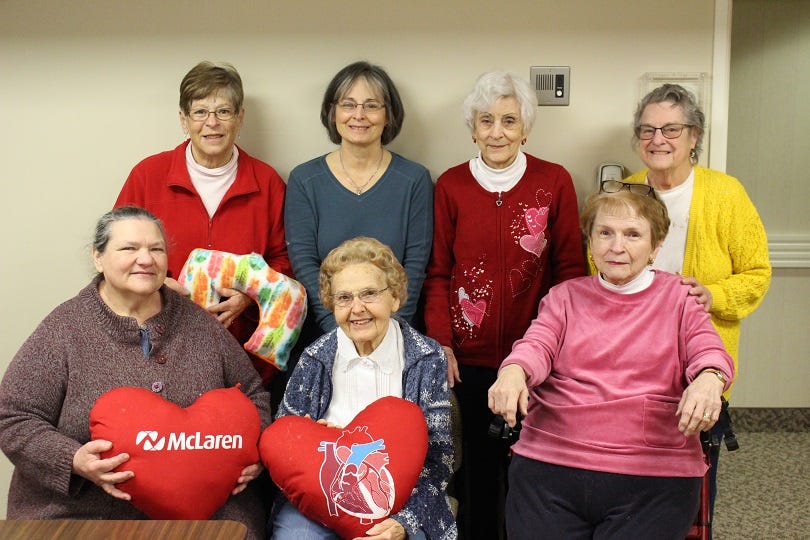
[489,187,734,540]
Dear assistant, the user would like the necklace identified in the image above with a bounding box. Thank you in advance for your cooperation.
[339,149,384,195]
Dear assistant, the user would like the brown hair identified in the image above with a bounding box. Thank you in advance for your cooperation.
[580,190,670,248]
[179,61,244,114]
[320,61,405,145]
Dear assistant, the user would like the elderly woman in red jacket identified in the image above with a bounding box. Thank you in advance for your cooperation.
[115,61,291,386]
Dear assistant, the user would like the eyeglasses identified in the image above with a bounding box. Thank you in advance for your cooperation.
[600,179,655,197]
[335,100,386,114]
[634,123,692,140]
[332,287,390,308]
[187,108,237,122]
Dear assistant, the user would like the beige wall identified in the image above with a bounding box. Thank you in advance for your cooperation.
[726,0,810,407]
[0,0,803,519]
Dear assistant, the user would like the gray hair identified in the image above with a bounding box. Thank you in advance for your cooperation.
[93,206,166,254]
[633,84,705,158]
[462,71,537,136]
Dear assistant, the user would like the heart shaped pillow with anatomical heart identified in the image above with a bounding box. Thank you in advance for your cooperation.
[178,249,307,371]
[89,385,261,520]
[259,396,428,539]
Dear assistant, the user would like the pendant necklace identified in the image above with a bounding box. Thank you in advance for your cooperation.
[339,149,384,195]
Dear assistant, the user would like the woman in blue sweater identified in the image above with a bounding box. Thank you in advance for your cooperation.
[284,61,433,338]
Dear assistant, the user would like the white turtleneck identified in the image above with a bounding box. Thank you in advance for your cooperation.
[468,150,527,193]
[598,267,656,294]
[186,144,239,217]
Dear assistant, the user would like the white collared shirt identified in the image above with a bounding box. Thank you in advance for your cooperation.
[323,320,405,427]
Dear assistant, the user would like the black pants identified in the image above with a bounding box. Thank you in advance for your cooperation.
[506,456,701,540]
[453,365,512,540]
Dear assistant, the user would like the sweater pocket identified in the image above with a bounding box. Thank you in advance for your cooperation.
[642,397,688,449]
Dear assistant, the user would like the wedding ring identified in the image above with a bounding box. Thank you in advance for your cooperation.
[703,412,712,419]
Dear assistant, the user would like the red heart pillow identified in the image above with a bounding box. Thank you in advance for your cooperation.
[260,397,428,539]
[89,386,261,520]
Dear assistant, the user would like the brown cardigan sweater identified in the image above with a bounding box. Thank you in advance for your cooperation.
[0,276,272,539]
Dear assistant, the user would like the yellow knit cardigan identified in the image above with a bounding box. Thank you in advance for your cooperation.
[622,166,772,392]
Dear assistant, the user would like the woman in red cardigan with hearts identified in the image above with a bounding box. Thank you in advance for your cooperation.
[422,71,585,539]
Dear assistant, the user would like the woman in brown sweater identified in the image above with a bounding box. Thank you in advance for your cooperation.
[0,207,271,539]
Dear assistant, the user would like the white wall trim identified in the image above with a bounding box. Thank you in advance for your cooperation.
[709,0,732,172]
[770,234,810,269]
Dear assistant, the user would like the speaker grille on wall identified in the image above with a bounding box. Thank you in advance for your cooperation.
[537,73,555,90]
[530,66,570,106]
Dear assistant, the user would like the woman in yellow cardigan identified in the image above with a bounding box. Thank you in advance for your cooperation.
[622,83,771,534]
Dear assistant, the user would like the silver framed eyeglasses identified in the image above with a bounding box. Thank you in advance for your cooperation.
[335,100,386,113]
[187,108,237,122]
[600,179,655,197]
[634,123,693,140]
[332,287,390,308]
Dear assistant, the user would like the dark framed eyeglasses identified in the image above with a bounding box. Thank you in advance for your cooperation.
[634,123,693,140]
[600,179,655,197]
[332,287,390,308]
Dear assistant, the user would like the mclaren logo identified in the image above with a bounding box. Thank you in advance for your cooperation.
[135,430,243,451]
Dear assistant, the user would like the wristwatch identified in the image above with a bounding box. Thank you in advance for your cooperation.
[702,368,727,385]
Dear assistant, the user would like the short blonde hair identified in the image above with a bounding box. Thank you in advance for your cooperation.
[580,190,670,249]
[319,237,407,311]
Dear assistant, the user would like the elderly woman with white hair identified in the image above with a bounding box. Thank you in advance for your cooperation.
[423,71,585,538]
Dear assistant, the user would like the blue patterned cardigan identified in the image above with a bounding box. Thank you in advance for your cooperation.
[277,316,458,540]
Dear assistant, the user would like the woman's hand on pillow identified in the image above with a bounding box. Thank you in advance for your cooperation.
[163,277,191,296]
[209,288,253,328]
[72,439,134,500]
[304,414,343,429]
[357,517,406,540]
[315,418,343,429]
[231,461,263,496]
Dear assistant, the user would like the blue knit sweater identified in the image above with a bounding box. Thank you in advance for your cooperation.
[277,317,457,540]
[284,153,433,332]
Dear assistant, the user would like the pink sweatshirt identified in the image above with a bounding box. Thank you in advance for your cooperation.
[502,271,734,477]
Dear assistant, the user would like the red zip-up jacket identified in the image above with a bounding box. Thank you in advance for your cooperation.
[116,140,291,279]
